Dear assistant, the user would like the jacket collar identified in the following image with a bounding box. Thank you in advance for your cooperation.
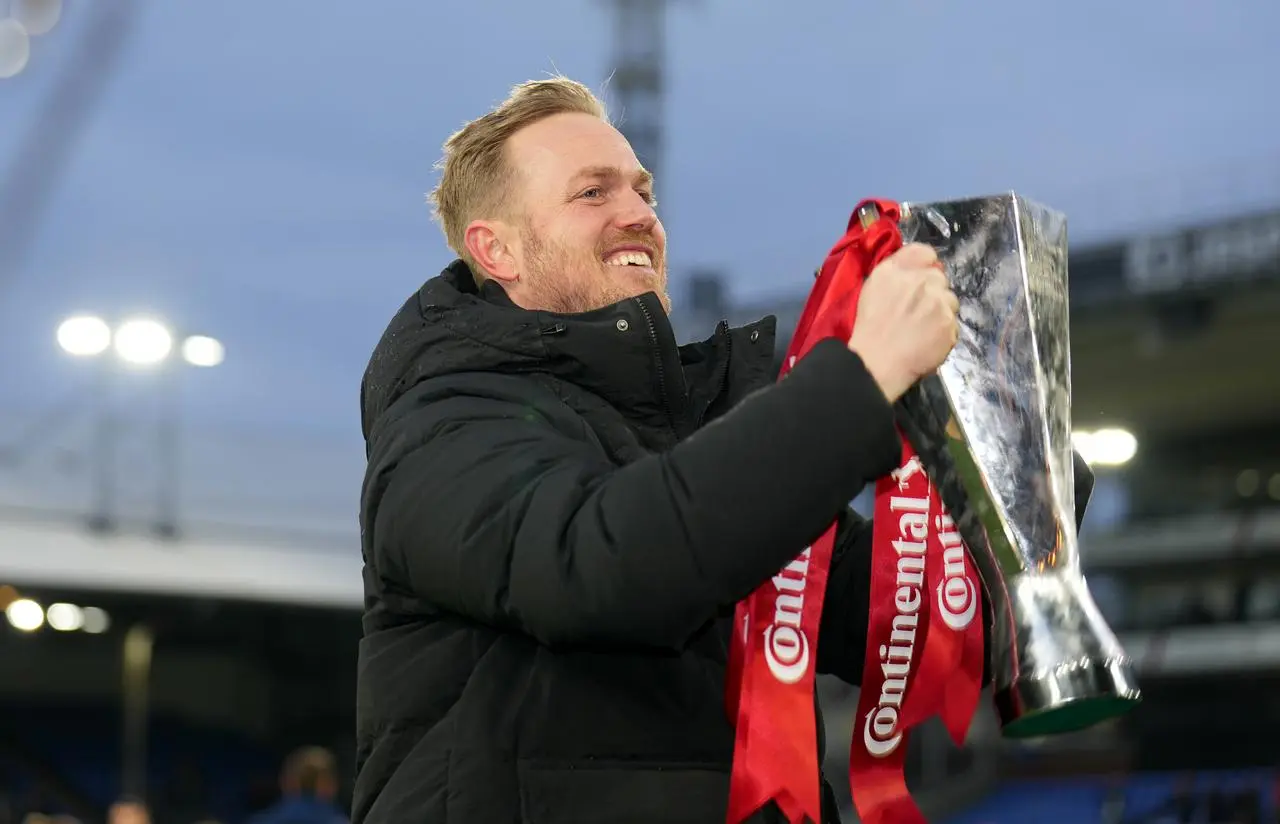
[471,264,778,436]
[362,260,778,441]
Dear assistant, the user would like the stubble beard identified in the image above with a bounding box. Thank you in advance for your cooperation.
[521,226,669,315]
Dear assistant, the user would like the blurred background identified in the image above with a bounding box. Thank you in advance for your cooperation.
[1,0,1278,822]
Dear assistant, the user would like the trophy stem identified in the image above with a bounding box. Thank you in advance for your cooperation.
[985,569,1142,739]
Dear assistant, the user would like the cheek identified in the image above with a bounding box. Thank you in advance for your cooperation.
[555,220,604,257]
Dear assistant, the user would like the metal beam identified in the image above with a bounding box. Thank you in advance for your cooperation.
[0,0,141,290]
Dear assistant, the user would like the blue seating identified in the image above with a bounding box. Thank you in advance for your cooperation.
[0,702,276,822]
[943,770,1277,824]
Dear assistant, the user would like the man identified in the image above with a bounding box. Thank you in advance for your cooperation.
[248,747,348,824]
[355,77,1094,823]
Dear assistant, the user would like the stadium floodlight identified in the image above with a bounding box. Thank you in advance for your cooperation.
[13,0,63,36]
[57,315,112,357]
[46,602,85,632]
[114,318,173,366]
[57,315,222,369]
[0,17,30,79]
[5,597,44,632]
[1073,427,1138,468]
[81,606,110,634]
[181,335,225,368]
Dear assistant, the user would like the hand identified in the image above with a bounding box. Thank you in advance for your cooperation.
[846,242,960,403]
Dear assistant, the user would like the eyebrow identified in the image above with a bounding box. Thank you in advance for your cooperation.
[571,165,654,190]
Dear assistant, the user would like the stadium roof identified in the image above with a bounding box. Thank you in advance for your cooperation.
[0,512,361,609]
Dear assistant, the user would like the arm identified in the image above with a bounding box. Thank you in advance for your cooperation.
[816,450,1098,683]
[364,339,902,650]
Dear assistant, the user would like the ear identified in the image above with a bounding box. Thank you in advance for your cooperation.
[463,219,519,285]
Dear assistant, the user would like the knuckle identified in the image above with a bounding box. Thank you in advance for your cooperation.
[905,242,939,262]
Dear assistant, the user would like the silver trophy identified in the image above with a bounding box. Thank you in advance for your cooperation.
[874,192,1141,738]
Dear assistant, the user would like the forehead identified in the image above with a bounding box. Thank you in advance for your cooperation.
[506,112,644,190]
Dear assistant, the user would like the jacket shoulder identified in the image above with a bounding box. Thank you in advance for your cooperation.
[364,371,605,487]
[373,371,571,435]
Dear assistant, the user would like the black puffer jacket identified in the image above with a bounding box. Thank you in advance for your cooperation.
[352,261,1093,823]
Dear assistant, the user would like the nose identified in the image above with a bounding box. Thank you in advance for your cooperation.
[614,189,658,233]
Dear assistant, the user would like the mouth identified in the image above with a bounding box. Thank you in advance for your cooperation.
[602,247,657,272]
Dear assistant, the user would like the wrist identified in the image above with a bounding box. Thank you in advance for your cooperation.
[847,343,911,404]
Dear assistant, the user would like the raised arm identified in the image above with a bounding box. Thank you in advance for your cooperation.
[362,340,901,650]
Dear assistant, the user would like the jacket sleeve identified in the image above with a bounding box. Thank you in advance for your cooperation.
[816,449,1098,684]
[363,339,902,650]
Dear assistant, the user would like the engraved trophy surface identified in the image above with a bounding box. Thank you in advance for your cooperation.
[890,192,1141,737]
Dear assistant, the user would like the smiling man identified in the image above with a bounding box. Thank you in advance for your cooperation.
[430,86,671,316]
[353,76,973,823]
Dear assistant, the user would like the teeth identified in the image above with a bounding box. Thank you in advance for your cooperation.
[605,250,653,267]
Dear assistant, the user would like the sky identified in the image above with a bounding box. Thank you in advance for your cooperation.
[0,0,1277,535]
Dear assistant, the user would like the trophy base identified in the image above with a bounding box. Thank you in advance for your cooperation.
[994,656,1142,739]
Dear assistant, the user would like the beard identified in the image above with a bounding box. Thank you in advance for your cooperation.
[520,224,669,315]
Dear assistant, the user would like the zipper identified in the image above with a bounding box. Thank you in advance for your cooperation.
[633,294,689,437]
[696,320,733,428]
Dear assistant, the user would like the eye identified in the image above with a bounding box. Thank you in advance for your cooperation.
[636,189,655,205]
[579,186,604,200]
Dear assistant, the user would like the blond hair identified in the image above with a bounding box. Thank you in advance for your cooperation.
[428,77,610,278]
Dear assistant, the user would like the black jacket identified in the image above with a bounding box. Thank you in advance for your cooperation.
[353,261,1094,823]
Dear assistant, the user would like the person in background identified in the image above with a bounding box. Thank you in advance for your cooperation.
[106,797,149,824]
[247,747,347,824]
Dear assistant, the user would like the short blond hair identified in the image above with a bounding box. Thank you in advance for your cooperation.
[428,77,609,277]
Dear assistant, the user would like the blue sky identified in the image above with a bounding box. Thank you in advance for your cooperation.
[0,0,1276,530]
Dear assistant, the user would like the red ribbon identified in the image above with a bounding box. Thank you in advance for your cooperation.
[725,199,986,824]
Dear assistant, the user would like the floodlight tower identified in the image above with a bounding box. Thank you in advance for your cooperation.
[54,314,224,538]
[603,0,672,187]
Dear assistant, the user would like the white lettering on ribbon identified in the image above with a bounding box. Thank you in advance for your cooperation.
[763,547,812,684]
[862,489,928,757]
[935,512,977,631]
